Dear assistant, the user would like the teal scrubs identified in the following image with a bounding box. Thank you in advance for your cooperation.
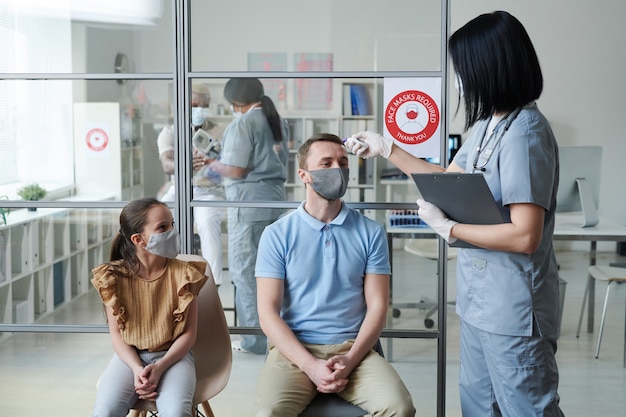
[452,103,565,416]
[220,107,288,354]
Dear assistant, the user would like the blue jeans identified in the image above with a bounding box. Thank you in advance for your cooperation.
[459,320,565,417]
[93,350,196,417]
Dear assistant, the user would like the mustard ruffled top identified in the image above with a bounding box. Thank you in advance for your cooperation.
[91,258,208,352]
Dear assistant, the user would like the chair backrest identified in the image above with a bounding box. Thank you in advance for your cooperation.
[177,254,232,405]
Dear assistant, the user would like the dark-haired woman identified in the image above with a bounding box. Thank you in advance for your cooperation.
[91,198,207,416]
[346,11,564,417]
[209,78,289,355]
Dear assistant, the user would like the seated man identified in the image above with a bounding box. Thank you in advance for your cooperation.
[255,133,415,417]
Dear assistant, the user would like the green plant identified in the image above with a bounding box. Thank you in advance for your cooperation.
[17,183,47,201]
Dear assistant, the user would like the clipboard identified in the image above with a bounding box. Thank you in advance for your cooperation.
[411,173,505,248]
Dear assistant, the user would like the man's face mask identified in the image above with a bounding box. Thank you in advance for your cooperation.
[306,168,350,201]
[144,228,180,258]
[191,107,210,126]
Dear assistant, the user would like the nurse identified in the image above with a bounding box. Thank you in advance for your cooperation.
[345,11,565,417]
[208,78,288,355]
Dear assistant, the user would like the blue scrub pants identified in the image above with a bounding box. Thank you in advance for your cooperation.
[228,212,272,354]
[93,350,196,417]
[459,320,565,417]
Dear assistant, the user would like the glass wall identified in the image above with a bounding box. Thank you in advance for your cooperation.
[0,0,450,415]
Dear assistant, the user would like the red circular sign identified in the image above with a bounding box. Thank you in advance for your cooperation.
[85,128,109,152]
[385,90,440,145]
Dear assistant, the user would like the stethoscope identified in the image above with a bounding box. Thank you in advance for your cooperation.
[472,107,522,172]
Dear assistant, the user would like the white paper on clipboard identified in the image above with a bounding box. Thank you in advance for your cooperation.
[411,173,505,248]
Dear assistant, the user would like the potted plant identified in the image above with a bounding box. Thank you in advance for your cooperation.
[17,183,47,211]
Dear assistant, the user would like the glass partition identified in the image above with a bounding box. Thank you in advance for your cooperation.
[0,0,173,74]
[0,207,120,326]
[0,79,171,201]
[0,1,450,415]
[190,0,442,72]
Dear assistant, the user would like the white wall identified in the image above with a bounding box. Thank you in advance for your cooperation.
[450,1,626,228]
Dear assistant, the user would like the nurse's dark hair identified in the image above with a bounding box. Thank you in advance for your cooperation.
[449,10,543,131]
[108,197,168,276]
[297,133,344,169]
[224,78,284,143]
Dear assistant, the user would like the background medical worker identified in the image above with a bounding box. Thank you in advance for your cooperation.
[157,83,226,286]
[346,10,565,417]
[208,78,288,355]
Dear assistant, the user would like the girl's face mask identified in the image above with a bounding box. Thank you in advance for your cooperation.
[144,228,180,258]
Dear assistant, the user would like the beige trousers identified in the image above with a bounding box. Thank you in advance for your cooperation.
[255,340,415,417]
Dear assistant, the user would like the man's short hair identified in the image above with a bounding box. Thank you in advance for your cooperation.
[192,83,211,99]
[297,133,344,169]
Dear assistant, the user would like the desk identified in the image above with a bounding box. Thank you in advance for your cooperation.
[386,214,626,334]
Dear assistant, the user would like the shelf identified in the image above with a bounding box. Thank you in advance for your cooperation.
[0,207,117,339]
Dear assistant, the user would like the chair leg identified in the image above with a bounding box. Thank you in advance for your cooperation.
[623,289,626,367]
[576,276,591,338]
[200,401,215,417]
[595,282,613,359]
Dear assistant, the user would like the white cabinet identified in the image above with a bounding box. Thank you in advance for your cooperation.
[0,208,116,341]
[73,102,144,200]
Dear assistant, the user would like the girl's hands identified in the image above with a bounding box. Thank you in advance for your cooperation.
[134,364,163,400]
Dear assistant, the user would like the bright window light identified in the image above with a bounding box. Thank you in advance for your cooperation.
[11,0,163,26]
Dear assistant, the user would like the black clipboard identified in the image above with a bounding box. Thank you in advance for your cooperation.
[411,173,505,248]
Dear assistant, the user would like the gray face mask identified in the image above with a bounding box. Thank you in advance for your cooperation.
[145,228,180,258]
[307,168,350,201]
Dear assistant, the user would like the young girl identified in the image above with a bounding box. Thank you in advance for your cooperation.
[92,198,207,417]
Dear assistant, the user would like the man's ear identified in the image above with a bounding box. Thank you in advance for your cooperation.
[297,168,311,185]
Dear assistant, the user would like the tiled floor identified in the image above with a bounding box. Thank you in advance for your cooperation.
[1,246,625,416]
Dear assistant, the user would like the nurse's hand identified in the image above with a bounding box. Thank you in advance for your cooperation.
[345,131,393,159]
[417,199,458,244]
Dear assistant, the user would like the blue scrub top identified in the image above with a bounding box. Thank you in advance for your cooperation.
[220,107,288,222]
[452,103,561,338]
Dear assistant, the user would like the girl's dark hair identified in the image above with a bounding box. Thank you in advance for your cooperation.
[109,197,168,276]
[449,10,543,130]
[297,133,343,169]
[224,78,284,143]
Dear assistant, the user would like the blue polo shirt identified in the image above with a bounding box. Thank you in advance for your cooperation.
[255,202,390,344]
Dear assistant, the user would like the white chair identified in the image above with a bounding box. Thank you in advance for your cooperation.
[576,264,626,367]
[395,239,457,328]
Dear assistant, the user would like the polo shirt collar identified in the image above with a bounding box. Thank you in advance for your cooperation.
[297,201,349,231]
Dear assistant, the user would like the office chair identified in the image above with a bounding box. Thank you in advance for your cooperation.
[297,341,385,417]
[395,239,457,328]
[576,264,626,367]
[128,254,232,417]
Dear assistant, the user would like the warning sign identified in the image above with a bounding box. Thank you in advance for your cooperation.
[383,78,441,159]
[85,128,109,152]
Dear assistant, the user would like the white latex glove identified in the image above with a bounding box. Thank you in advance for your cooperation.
[417,199,458,244]
[344,131,393,159]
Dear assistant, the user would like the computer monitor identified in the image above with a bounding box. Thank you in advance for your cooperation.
[556,146,602,227]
